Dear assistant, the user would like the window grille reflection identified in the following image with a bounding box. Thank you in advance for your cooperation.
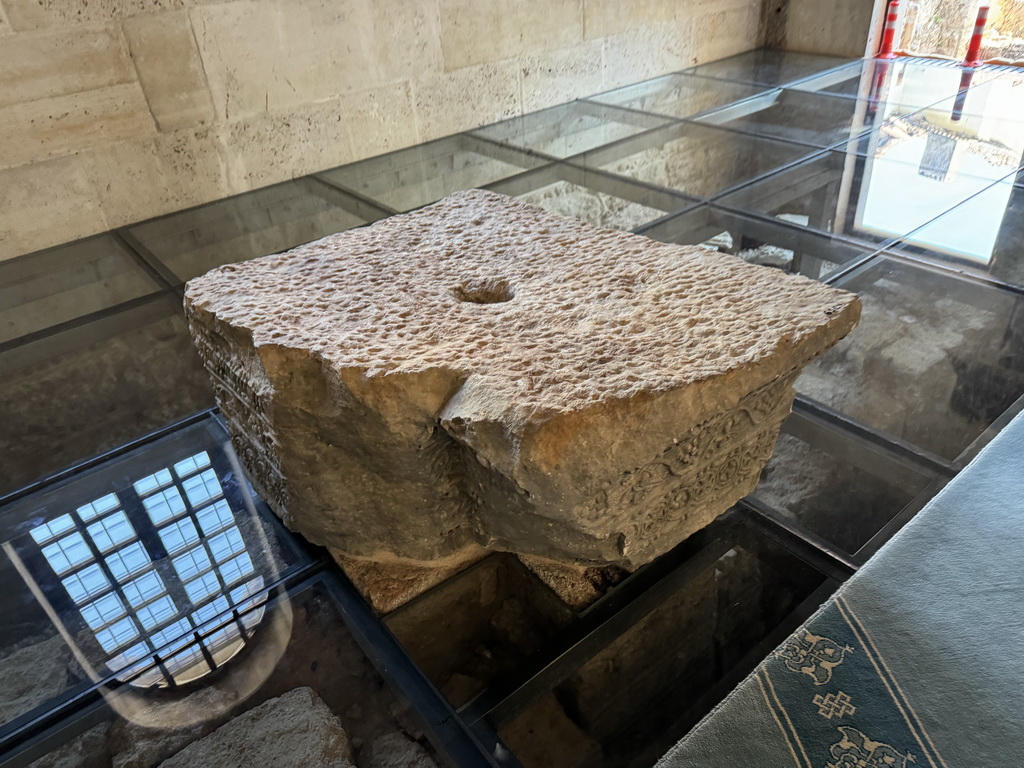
[29,449,265,689]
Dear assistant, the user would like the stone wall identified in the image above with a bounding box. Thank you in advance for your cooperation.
[765,0,878,57]
[0,0,766,261]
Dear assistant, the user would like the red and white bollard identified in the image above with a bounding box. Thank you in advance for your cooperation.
[951,68,975,121]
[878,0,900,59]
[868,59,894,116]
[963,5,990,67]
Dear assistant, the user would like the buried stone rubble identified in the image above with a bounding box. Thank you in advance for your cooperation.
[184,189,859,610]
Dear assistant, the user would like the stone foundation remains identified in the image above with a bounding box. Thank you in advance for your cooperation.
[185,190,859,604]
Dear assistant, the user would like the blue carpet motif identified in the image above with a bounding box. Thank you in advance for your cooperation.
[657,409,1024,768]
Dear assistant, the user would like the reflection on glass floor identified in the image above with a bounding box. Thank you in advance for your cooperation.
[3,48,1024,768]
[685,49,859,88]
[637,204,873,280]
[693,88,895,150]
[0,236,163,346]
[586,73,765,119]
[800,255,1024,461]
[469,101,673,159]
[489,516,836,767]
[0,418,307,712]
[750,407,942,559]
[0,415,464,767]
[124,177,391,284]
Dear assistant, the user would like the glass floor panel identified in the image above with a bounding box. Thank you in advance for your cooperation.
[3,49,1024,768]
[385,552,574,712]
[513,179,676,231]
[715,148,1017,248]
[0,235,162,346]
[694,88,893,151]
[790,57,979,104]
[0,417,309,727]
[470,101,673,159]
[585,74,765,120]
[321,134,547,213]
[493,514,835,768]
[798,255,1024,460]
[937,66,1024,124]
[487,163,697,231]
[751,410,938,557]
[637,204,874,280]
[126,178,384,284]
[835,101,1024,170]
[0,295,214,496]
[14,578,457,768]
[0,416,461,768]
[892,177,1024,289]
[683,49,855,88]
[569,122,818,199]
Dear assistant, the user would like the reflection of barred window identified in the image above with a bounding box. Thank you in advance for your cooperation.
[30,451,264,688]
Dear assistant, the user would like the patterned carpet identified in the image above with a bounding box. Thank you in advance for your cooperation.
[658,410,1024,768]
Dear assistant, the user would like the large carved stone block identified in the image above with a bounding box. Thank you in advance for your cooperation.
[185,190,859,570]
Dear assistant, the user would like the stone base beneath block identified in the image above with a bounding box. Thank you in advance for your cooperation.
[517,554,631,611]
[332,546,490,615]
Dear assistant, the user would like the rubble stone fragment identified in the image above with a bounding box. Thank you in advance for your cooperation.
[159,687,354,768]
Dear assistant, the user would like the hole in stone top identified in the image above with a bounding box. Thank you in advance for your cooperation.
[453,278,514,304]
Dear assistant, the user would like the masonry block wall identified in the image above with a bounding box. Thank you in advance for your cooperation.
[0,0,766,261]
[765,0,877,58]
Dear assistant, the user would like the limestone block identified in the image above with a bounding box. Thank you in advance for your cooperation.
[0,82,156,168]
[2,122,229,255]
[185,190,860,569]
[584,0,680,41]
[224,100,356,189]
[190,0,376,121]
[122,10,216,131]
[412,61,521,143]
[784,0,874,58]
[0,23,134,108]
[520,40,604,114]
[2,1,190,30]
[437,0,583,71]
[693,5,765,66]
[601,21,696,91]
[344,82,420,161]
[366,0,445,84]
[78,138,168,231]
[79,124,233,231]
[153,125,236,209]
[0,156,107,260]
[159,687,354,768]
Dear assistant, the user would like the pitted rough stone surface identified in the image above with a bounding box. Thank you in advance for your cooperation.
[518,554,630,610]
[185,189,860,568]
[159,687,354,768]
[331,546,489,615]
